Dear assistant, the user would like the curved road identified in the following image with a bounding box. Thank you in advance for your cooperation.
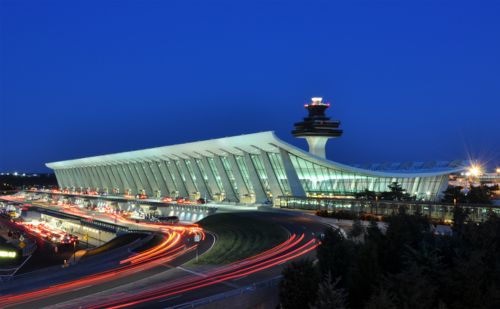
[0,200,328,309]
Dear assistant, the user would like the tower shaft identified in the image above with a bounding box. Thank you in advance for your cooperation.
[292,97,342,159]
[303,136,329,158]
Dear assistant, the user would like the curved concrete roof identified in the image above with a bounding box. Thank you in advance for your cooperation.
[46,131,466,178]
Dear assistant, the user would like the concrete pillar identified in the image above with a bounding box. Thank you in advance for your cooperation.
[93,166,108,192]
[89,166,103,191]
[164,159,189,197]
[70,168,81,189]
[148,161,170,197]
[200,156,222,198]
[122,163,141,194]
[259,152,283,200]
[73,167,89,189]
[81,166,99,190]
[93,166,109,192]
[54,169,67,189]
[227,155,250,198]
[156,160,178,197]
[59,169,71,189]
[176,159,198,198]
[64,169,75,189]
[100,165,114,192]
[141,162,161,196]
[189,158,211,199]
[103,165,120,192]
[213,156,238,202]
[129,162,153,195]
[243,153,268,203]
[110,164,130,194]
[279,148,306,197]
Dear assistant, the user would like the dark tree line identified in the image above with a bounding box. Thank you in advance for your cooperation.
[442,184,497,205]
[280,209,500,308]
[355,182,497,204]
[355,182,415,201]
[0,174,57,191]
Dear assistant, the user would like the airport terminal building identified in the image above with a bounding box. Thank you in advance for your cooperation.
[46,98,465,204]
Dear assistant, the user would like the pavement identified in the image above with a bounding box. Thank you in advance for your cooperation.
[17,211,327,308]
[2,232,216,309]
[0,197,330,309]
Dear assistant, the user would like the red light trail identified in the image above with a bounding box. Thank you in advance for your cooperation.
[89,234,318,309]
[0,195,318,309]
[0,219,204,308]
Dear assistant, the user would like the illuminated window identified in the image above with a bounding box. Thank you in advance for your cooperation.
[235,155,254,194]
[207,157,225,193]
[220,156,239,194]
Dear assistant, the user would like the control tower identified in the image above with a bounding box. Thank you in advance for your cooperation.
[292,97,343,158]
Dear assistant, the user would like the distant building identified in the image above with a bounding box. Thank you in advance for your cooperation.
[46,98,465,204]
[450,170,500,200]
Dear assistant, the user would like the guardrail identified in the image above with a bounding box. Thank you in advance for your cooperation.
[0,255,33,282]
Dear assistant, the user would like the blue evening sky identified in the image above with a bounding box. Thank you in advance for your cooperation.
[1,0,499,172]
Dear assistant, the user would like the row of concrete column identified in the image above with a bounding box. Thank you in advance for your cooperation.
[53,150,306,203]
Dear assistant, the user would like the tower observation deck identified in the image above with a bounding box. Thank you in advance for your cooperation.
[292,97,343,158]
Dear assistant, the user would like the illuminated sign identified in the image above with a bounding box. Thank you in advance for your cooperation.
[0,250,17,258]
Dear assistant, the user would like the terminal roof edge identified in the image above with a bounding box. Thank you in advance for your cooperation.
[46,131,466,178]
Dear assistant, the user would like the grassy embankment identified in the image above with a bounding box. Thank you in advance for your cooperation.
[195,213,289,265]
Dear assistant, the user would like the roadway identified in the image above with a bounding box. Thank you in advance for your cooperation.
[0,196,328,308]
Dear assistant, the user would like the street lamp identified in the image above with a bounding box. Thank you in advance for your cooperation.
[468,164,482,177]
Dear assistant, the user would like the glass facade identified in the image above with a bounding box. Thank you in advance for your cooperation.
[288,153,447,199]
[220,156,239,194]
[250,154,272,198]
[184,159,199,192]
[195,158,213,197]
[206,157,225,193]
[267,152,291,195]
[235,155,254,194]
[165,160,183,194]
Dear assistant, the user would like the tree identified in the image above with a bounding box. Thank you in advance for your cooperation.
[288,212,500,309]
[348,219,365,240]
[280,259,319,309]
[385,261,439,309]
[442,185,465,204]
[380,182,411,201]
[466,184,495,204]
[310,273,347,309]
[451,206,469,236]
[355,189,377,200]
[317,227,355,283]
[381,211,433,273]
[366,219,383,243]
[348,241,381,307]
[365,287,398,309]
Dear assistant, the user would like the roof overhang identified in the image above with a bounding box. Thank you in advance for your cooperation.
[46,131,466,178]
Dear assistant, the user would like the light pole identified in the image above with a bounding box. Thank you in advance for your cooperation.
[194,233,201,262]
